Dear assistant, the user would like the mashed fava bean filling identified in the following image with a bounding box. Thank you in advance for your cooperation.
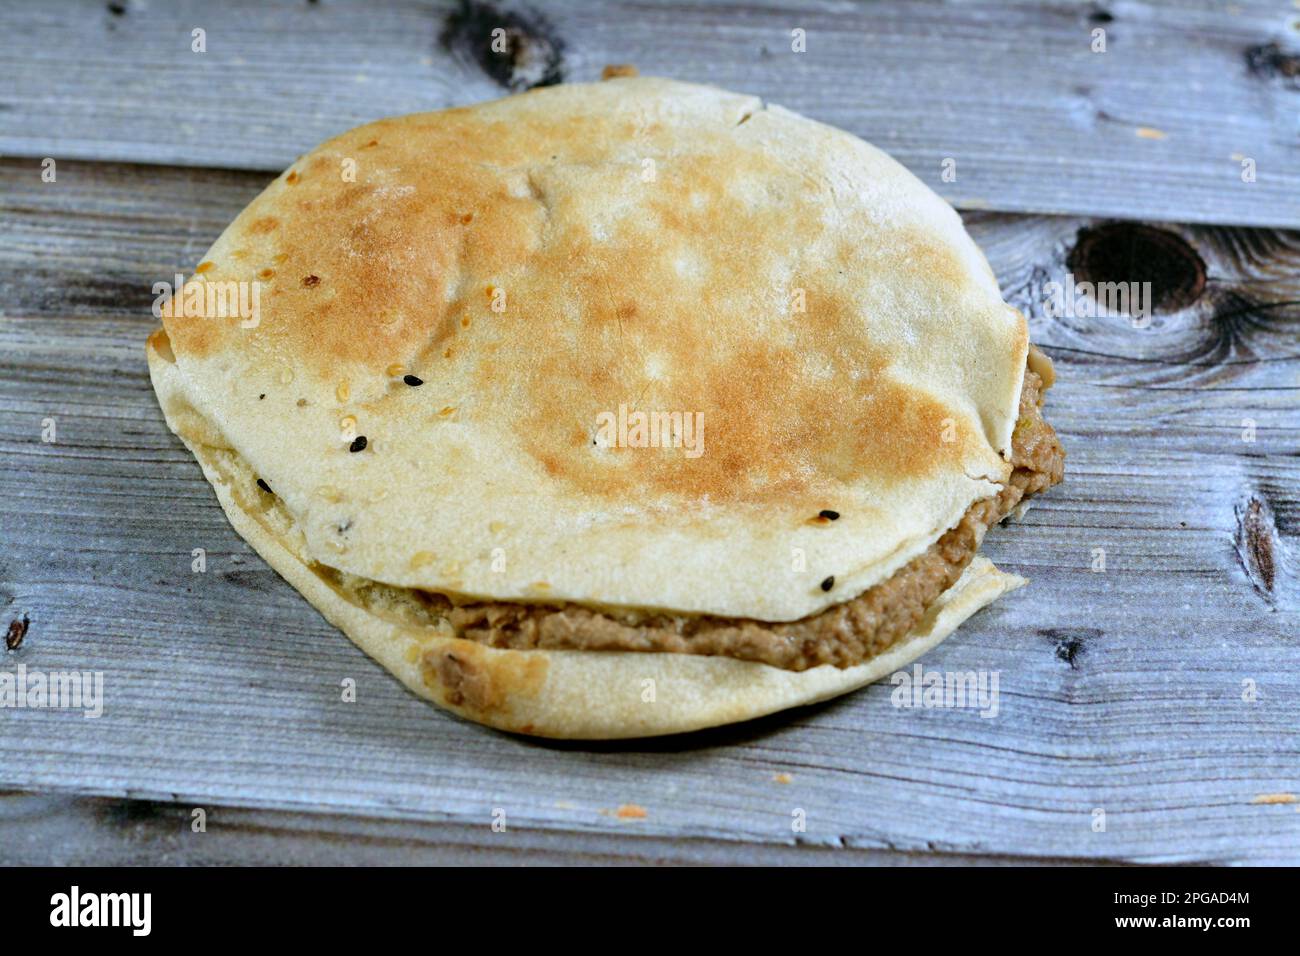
[433,365,1064,671]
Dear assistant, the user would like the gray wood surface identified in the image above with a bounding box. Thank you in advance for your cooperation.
[0,792,1090,865]
[2,157,1297,864]
[3,0,1299,226]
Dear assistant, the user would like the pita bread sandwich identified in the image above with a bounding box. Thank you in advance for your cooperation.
[147,76,1064,738]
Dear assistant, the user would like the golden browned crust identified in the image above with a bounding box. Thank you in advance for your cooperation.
[426,362,1063,671]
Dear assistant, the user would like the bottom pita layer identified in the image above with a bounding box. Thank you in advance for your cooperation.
[149,340,1025,738]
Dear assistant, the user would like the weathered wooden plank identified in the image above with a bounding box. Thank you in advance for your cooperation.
[0,791,1110,865]
[1,159,1298,865]
[2,0,1298,226]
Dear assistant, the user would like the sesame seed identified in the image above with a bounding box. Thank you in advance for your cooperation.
[349,436,368,453]
[819,509,840,521]
[256,478,272,494]
[820,576,835,592]
[403,374,423,387]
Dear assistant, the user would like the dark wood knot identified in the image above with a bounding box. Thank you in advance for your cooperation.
[1066,222,1207,315]
[1245,43,1300,84]
[1038,627,1102,670]
[1234,495,1278,603]
[442,0,566,92]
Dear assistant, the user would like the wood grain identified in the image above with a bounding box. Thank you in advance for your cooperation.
[2,0,1298,226]
[0,791,1104,866]
[1,159,1297,864]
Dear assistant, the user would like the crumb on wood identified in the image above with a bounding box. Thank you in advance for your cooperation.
[5,615,29,651]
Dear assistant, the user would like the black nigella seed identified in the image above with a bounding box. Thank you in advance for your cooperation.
[403,374,423,387]
[820,576,835,592]
[819,509,840,521]
[256,478,272,494]
[349,436,368,453]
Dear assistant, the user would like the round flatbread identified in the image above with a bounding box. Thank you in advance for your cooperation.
[147,76,1055,738]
